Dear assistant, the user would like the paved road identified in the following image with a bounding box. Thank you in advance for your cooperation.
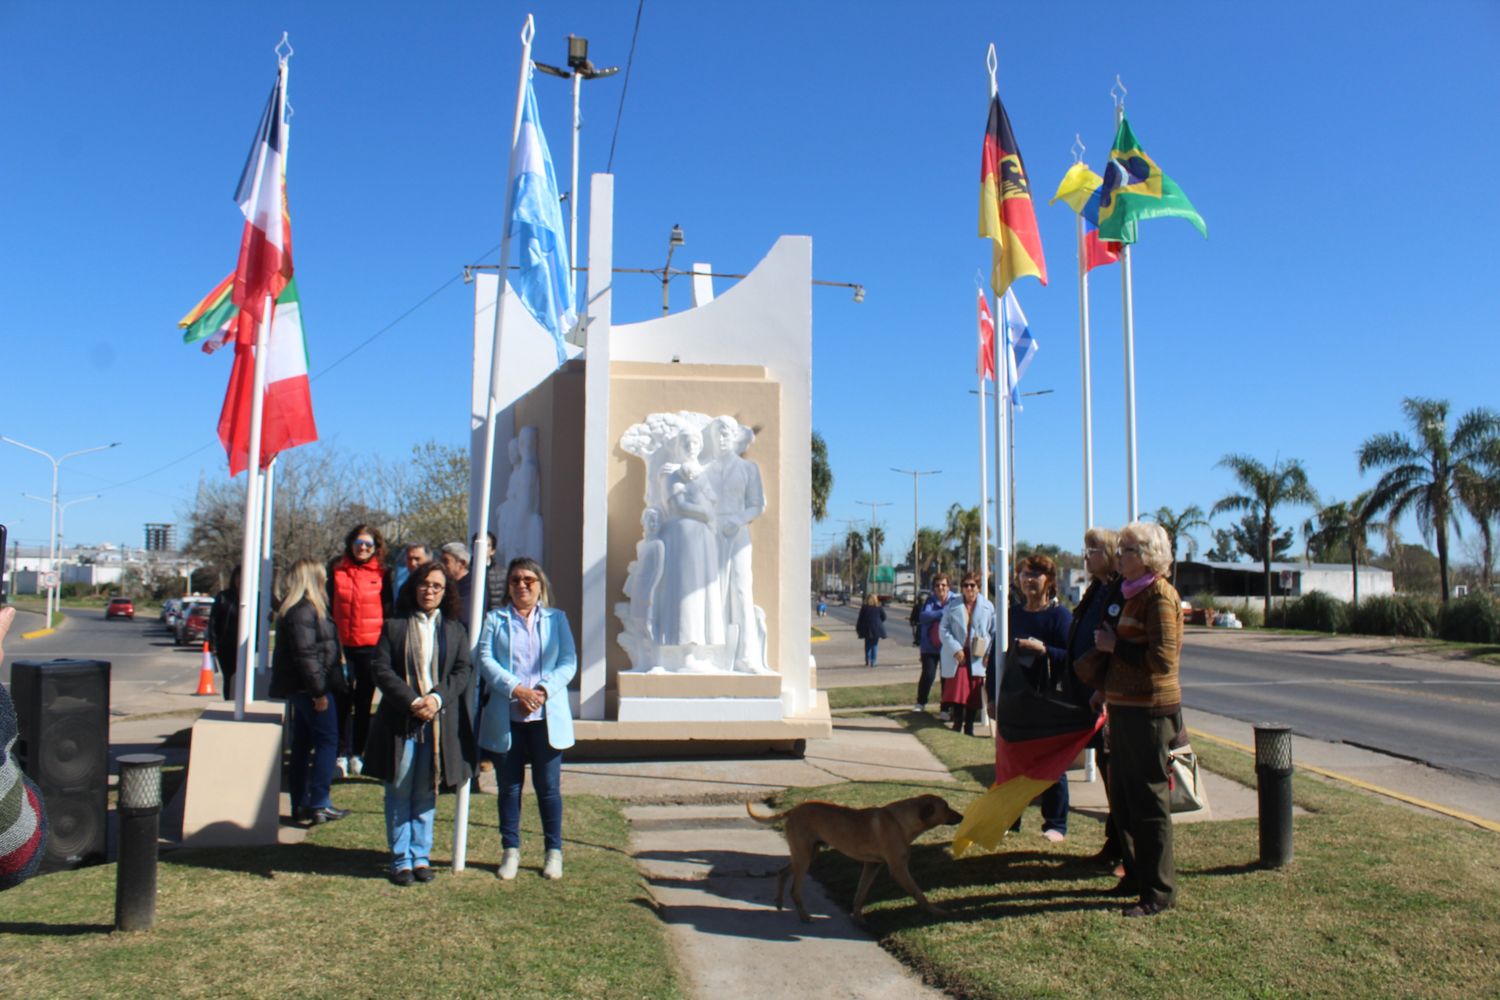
[1180,636,1500,783]
[3,608,212,716]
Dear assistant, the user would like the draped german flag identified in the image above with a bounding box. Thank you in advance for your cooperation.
[952,655,1103,857]
[979,93,1046,297]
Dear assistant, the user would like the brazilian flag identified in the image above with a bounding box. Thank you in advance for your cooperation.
[1096,115,1207,245]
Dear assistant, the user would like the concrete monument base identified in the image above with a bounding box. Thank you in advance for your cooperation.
[179,704,284,847]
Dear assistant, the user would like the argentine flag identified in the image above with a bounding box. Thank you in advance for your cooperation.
[508,65,575,365]
[1001,287,1037,409]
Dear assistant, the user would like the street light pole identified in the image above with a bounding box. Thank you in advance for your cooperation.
[853,500,892,591]
[891,469,940,595]
[3,436,119,625]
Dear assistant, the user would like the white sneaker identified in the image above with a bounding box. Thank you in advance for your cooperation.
[497,848,520,880]
[913,704,925,713]
[937,710,951,723]
[334,756,349,778]
[542,849,563,881]
[348,756,364,777]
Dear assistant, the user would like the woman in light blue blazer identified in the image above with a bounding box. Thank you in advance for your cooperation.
[476,557,576,881]
[938,571,996,737]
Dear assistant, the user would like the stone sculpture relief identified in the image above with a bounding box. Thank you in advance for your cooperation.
[497,425,545,569]
[616,411,774,674]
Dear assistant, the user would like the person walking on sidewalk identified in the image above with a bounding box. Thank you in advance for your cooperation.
[854,592,887,667]
[915,574,954,712]
[364,561,474,886]
[476,557,577,882]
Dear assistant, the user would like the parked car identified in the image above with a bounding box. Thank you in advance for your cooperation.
[176,604,213,646]
[106,596,135,620]
[160,597,182,626]
[168,596,213,636]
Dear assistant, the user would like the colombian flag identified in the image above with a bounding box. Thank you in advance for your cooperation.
[979,93,1046,297]
[1051,162,1122,274]
[952,655,1102,857]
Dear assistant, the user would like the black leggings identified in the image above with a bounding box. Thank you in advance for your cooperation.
[338,645,377,759]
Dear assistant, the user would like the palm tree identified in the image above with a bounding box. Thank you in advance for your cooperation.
[1303,492,1382,607]
[1147,504,1209,584]
[916,526,949,581]
[1212,454,1317,620]
[810,431,833,523]
[866,524,886,572]
[1359,398,1500,602]
[945,503,981,571]
[1457,441,1500,593]
[844,529,866,591]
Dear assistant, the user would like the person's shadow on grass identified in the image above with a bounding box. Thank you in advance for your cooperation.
[166,841,393,881]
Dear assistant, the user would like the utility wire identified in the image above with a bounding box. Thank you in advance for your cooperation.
[80,241,503,498]
[607,0,645,172]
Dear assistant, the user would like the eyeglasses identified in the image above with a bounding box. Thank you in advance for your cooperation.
[416,581,446,592]
[509,575,539,588]
[352,540,375,550]
[1084,547,1105,556]
[1118,545,1141,555]
[961,583,978,590]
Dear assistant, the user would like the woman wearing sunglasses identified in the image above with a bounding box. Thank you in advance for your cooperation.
[330,524,392,777]
[475,557,577,881]
[1075,521,1184,918]
[364,562,475,885]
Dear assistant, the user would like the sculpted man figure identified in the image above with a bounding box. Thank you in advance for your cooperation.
[707,416,773,674]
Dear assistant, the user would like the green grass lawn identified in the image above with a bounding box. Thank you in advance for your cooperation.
[825,682,915,710]
[776,710,1500,999]
[0,783,682,999]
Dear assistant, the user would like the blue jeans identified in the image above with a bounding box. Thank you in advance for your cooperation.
[1041,774,1070,834]
[289,692,339,812]
[384,727,436,872]
[498,720,563,852]
[864,638,879,666]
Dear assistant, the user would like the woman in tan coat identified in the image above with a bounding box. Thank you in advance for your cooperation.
[1076,520,1184,918]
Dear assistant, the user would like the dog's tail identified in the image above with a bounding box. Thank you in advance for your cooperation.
[745,800,790,825]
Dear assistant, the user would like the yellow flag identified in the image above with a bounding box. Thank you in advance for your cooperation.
[1050,161,1103,214]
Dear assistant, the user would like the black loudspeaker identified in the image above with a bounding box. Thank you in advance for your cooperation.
[9,658,111,871]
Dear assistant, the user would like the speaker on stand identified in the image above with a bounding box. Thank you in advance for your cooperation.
[9,658,111,871]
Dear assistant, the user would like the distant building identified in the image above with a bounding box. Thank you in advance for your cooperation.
[1175,560,1394,606]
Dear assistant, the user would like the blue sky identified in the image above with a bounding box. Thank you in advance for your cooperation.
[2,2,1496,566]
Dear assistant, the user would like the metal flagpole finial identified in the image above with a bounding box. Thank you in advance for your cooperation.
[521,13,535,45]
[1071,133,1086,164]
[986,44,998,95]
[274,32,293,62]
[1111,74,1127,111]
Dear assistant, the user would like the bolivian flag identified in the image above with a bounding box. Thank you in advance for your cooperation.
[979,93,1046,297]
[178,273,238,353]
[952,656,1103,857]
[1096,114,1207,245]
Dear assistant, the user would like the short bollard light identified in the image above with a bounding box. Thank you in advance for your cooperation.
[115,753,165,932]
[1253,724,1294,869]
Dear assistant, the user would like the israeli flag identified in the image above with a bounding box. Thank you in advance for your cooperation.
[1001,287,1037,409]
[508,65,575,365]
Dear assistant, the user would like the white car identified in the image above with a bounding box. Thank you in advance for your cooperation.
[165,595,213,631]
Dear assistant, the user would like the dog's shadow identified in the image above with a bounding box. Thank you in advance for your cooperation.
[636,846,905,942]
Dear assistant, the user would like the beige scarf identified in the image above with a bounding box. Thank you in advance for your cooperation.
[406,610,442,793]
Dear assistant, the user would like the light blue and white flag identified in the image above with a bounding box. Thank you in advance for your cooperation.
[1001,287,1037,409]
[508,65,574,365]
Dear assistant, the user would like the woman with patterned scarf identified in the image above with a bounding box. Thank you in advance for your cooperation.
[365,561,475,886]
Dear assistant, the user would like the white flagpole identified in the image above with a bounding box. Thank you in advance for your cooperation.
[1115,93,1140,521]
[233,55,288,722]
[978,292,989,597]
[455,13,536,874]
[987,46,1010,689]
[1076,190,1095,533]
[255,456,277,703]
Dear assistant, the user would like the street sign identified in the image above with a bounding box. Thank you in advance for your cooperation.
[40,571,60,589]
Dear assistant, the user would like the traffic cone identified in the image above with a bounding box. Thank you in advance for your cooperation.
[194,641,218,696]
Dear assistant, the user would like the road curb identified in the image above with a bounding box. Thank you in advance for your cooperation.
[20,626,56,639]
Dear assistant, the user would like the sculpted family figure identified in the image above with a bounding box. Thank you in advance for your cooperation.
[618,412,773,675]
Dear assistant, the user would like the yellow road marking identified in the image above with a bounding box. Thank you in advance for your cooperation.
[20,627,56,639]
[1189,728,1500,834]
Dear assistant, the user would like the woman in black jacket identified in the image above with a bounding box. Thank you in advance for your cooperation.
[364,562,475,885]
[270,558,348,826]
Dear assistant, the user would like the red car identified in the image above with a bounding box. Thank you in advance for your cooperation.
[106,596,135,620]
[177,604,212,646]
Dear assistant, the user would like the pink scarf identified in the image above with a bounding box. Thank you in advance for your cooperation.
[1121,572,1158,600]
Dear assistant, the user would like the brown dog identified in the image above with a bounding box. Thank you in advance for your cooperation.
[746,793,963,923]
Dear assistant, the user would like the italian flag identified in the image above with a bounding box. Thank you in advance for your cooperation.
[214,278,318,476]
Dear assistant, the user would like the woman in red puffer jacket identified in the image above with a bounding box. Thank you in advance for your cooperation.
[329,523,392,776]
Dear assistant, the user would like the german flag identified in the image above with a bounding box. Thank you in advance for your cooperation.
[979,93,1046,297]
[952,652,1102,857]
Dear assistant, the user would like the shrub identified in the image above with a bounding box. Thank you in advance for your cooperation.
[1282,591,1350,633]
[1237,602,1264,628]
[1352,594,1439,638]
[1438,593,1500,644]
[1191,592,1219,613]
